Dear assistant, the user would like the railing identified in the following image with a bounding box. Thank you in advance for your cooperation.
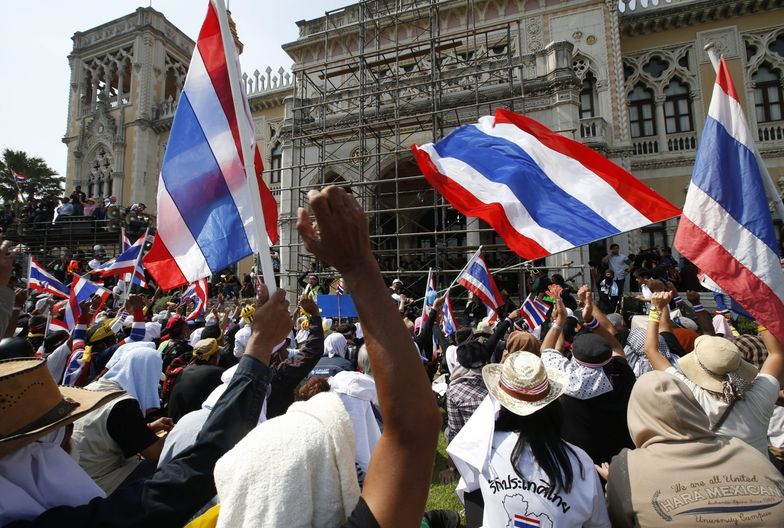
[758,120,784,144]
[618,0,673,13]
[579,117,610,145]
[153,96,178,120]
[632,137,659,155]
[666,131,697,152]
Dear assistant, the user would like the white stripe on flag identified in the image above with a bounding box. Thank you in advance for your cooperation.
[683,182,784,303]
[460,274,499,309]
[707,85,755,151]
[418,144,572,254]
[185,48,260,254]
[479,118,651,231]
[155,183,212,283]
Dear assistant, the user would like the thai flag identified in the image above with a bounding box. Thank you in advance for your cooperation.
[183,277,209,321]
[121,228,132,251]
[335,277,345,296]
[143,0,279,291]
[675,57,784,343]
[12,170,25,185]
[441,294,459,336]
[28,257,69,299]
[48,317,68,334]
[457,249,504,322]
[412,108,680,260]
[521,295,550,330]
[420,268,436,331]
[98,234,145,277]
[64,275,110,329]
[513,514,540,527]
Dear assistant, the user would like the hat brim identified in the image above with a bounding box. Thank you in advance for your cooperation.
[0,386,123,458]
[678,352,758,394]
[482,363,568,417]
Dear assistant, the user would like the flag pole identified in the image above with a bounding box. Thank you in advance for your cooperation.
[26,254,33,296]
[704,43,784,223]
[213,0,277,291]
[445,246,482,294]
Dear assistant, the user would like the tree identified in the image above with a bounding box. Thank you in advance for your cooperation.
[0,149,63,204]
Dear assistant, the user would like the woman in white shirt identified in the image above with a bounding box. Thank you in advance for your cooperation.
[448,351,610,528]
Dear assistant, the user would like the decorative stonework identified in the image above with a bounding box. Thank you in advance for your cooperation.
[525,16,544,53]
[623,42,698,97]
[696,26,741,64]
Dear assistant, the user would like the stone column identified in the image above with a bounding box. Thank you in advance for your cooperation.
[745,81,759,138]
[654,94,668,154]
[691,92,704,143]
[466,217,481,256]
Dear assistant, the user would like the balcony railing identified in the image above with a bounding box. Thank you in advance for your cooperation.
[632,137,659,156]
[758,120,784,144]
[579,117,610,145]
[666,131,697,153]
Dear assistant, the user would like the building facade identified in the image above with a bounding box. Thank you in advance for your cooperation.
[63,1,784,298]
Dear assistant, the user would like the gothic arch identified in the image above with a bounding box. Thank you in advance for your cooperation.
[85,144,114,199]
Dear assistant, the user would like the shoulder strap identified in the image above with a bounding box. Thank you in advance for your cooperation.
[711,398,737,432]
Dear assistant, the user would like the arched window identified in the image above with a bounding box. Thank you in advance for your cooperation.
[664,78,693,133]
[580,71,597,119]
[753,64,783,123]
[270,142,282,184]
[628,84,656,137]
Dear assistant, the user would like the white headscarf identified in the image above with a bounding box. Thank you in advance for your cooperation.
[329,371,381,478]
[324,333,347,359]
[100,342,162,413]
[0,429,105,525]
[144,322,161,342]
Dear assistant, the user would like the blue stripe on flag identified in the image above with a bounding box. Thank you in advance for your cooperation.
[692,117,778,254]
[161,93,252,270]
[433,125,619,245]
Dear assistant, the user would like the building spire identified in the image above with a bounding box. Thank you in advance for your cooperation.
[226,9,244,55]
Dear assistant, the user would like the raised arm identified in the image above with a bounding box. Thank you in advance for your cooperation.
[759,326,784,387]
[644,291,674,371]
[685,290,715,336]
[542,299,566,353]
[297,186,441,528]
[584,292,625,357]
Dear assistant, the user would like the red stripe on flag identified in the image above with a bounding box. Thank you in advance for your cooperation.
[716,57,740,102]
[143,235,189,291]
[254,146,279,244]
[198,2,244,167]
[412,145,550,259]
[493,108,681,223]
[675,216,784,343]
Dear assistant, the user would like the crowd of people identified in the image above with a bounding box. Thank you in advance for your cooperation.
[0,186,783,527]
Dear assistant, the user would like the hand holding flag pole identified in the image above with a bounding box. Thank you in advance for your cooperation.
[444,246,482,295]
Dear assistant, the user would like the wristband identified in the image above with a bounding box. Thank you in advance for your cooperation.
[692,304,705,312]
[648,311,662,323]
[550,323,562,331]
[673,295,683,305]
[758,325,768,333]
[585,318,600,330]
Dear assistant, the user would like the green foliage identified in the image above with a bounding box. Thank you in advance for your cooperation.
[426,425,465,521]
[735,316,758,335]
[621,295,646,315]
[0,149,63,203]
[153,295,175,314]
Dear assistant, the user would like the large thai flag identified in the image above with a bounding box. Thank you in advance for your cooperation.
[457,249,504,322]
[98,234,145,277]
[64,275,110,329]
[143,0,278,291]
[413,109,680,260]
[28,257,69,299]
[183,277,209,321]
[675,57,784,343]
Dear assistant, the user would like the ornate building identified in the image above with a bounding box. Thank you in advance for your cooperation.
[64,1,784,297]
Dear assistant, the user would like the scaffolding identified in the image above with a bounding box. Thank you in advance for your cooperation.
[280,0,580,299]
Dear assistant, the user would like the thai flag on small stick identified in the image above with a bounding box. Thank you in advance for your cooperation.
[182,277,209,321]
[64,275,110,329]
[335,277,345,296]
[143,0,279,291]
[521,294,550,330]
[28,257,69,299]
[441,294,459,336]
[98,234,146,278]
[12,171,25,186]
[456,249,504,323]
[675,57,784,344]
[412,108,679,261]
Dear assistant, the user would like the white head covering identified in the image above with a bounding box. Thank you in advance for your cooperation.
[204,313,218,326]
[101,342,162,413]
[202,365,267,424]
[324,333,347,359]
[712,314,736,341]
[144,322,161,342]
[354,322,363,340]
[214,392,360,528]
[329,372,381,477]
[0,429,105,525]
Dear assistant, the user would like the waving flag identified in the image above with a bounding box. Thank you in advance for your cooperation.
[121,228,132,251]
[143,0,278,291]
[183,277,209,321]
[441,294,459,336]
[12,171,25,186]
[98,234,145,277]
[521,295,550,330]
[335,277,345,296]
[413,109,679,260]
[28,257,69,299]
[420,268,437,332]
[457,249,504,322]
[675,57,784,343]
[64,275,110,329]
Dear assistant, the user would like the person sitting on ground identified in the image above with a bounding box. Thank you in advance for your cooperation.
[161,315,192,370]
[446,340,490,443]
[166,337,225,423]
[605,371,784,527]
[642,291,784,456]
[448,351,610,528]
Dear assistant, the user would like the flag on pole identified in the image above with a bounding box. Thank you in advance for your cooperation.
[28,257,69,299]
[413,109,680,261]
[48,317,68,334]
[64,275,110,329]
[420,268,436,332]
[97,234,145,277]
[121,228,132,251]
[182,277,209,321]
[335,277,346,296]
[143,0,278,290]
[674,57,784,343]
[441,294,459,336]
[521,294,550,330]
[456,249,505,322]
[11,170,25,186]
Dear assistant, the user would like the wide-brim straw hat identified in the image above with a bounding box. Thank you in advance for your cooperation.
[482,351,568,416]
[679,335,757,394]
[0,358,123,458]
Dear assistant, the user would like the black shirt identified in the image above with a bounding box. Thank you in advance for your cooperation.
[167,364,225,422]
[106,398,159,458]
[342,497,380,528]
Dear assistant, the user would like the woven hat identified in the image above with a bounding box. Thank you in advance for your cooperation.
[482,351,568,416]
[679,335,758,397]
[193,338,220,361]
[0,358,123,457]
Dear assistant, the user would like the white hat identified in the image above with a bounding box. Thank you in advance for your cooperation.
[482,352,568,416]
[392,278,403,285]
[205,313,218,326]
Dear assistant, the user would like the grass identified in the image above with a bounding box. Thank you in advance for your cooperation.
[426,427,465,522]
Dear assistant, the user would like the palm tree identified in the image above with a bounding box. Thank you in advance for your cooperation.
[0,149,63,204]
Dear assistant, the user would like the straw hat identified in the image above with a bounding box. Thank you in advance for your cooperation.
[679,335,758,396]
[0,358,123,457]
[482,351,568,416]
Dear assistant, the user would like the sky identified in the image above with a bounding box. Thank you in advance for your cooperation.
[0,0,347,177]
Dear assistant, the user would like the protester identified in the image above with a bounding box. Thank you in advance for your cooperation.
[602,243,628,293]
[166,337,225,422]
[446,340,489,442]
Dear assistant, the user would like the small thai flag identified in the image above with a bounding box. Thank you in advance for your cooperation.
[441,294,459,336]
[12,170,26,185]
[64,275,110,329]
[183,277,209,321]
[457,249,504,323]
[28,257,69,299]
[336,278,345,296]
[514,514,540,527]
[521,294,549,330]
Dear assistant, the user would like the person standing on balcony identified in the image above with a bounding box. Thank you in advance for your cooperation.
[70,185,86,215]
[602,243,629,294]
